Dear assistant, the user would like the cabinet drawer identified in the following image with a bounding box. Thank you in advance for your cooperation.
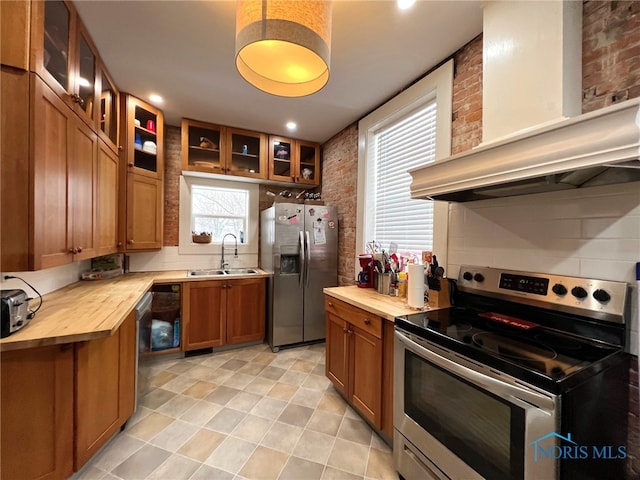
[325,297,382,339]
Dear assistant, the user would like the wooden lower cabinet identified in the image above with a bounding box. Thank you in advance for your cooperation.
[183,277,266,350]
[75,311,137,469]
[325,297,384,430]
[0,344,74,480]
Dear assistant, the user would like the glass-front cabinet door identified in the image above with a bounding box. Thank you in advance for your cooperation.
[226,128,267,179]
[181,119,225,174]
[74,24,98,125]
[296,140,320,186]
[98,64,119,152]
[268,136,294,183]
[36,0,72,94]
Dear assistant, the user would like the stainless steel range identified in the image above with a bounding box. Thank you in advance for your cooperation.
[394,266,630,480]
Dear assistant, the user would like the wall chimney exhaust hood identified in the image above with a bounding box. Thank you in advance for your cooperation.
[410,98,640,202]
[410,1,640,202]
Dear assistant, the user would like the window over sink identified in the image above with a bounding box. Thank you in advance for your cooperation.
[179,175,259,256]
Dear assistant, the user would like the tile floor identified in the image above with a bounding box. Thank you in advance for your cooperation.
[73,342,398,480]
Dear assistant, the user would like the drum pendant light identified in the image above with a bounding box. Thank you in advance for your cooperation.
[235,0,332,97]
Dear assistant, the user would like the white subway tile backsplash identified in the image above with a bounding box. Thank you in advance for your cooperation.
[581,216,640,239]
[128,247,259,273]
[579,259,639,283]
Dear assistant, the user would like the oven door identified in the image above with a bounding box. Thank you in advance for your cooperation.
[394,329,558,480]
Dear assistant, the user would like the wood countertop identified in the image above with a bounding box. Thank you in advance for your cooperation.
[323,285,432,321]
[0,270,271,352]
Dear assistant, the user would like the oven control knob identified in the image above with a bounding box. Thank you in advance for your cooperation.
[571,286,588,299]
[473,273,485,283]
[593,289,611,303]
[552,284,567,296]
[463,271,473,281]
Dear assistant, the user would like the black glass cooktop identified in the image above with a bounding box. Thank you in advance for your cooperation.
[396,307,623,393]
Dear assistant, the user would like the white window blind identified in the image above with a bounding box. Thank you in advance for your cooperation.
[373,100,436,253]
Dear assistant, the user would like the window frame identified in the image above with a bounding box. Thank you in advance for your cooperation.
[179,175,259,255]
[356,60,453,276]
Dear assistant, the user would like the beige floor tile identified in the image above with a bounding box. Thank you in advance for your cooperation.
[321,466,364,480]
[279,370,309,386]
[199,356,229,370]
[220,359,248,371]
[181,364,218,380]
[260,365,287,380]
[140,388,177,410]
[290,386,324,408]
[277,403,314,428]
[290,359,316,373]
[317,391,347,415]
[327,438,370,476]
[337,417,373,446]
[253,352,277,365]
[279,456,325,480]
[90,433,145,471]
[162,374,199,394]
[111,444,171,480]
[182,380,217,399]
[311,363,326,376]
[366,447,398,479]
[73,464,107,480]
[146,454,201,480]
[126,412,175,441]
[206,407,247,434]
[260,421,304,454]
[244,376,277,395]
[292,429,336,465]
[306,409,343,436]
[239,445,289,479]
[227,391,262,412]
[177,428,226,462]
[179,399,222,425]
[167,361,201,374]
[303,373,332,391]
[190,464,235,480]
[200,367,235,385]
[125,405,153,428]
[149,419,200,452]
[149,370,178,388]
[267,382,299,401]
[156,393,199,418]
[205,386,241,405]
[231,414,273,443]
[238,362,266,376]
[269,356,297,369]
[370,432,392,453]
[204,436,257,474]
[250,397,288,420]
[222,372,255,389]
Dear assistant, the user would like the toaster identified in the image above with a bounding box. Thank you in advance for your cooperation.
[1,289,30,338]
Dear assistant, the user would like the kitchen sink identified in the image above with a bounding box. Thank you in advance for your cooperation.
[224,268,260,275]
[187,269,226,277]
[187,268,260,277]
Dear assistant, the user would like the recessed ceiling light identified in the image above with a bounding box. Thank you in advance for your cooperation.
[397,0,416,10]
[149,94,163,103]
[286,121,297,131]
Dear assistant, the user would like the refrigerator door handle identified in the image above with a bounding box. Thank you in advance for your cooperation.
[305,231,311,287]
[299,230,305,288]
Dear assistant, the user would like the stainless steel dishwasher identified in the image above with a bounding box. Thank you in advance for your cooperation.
[134,292,152,411]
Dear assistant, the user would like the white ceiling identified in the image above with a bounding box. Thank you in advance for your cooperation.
[74,1,483,143]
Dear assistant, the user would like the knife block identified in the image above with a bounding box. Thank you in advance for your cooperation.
[428,279,451,309]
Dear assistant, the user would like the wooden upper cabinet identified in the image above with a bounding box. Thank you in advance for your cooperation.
[181,118,225,174]
[268,136,320,186]
[98,63,120,153]
[225,127,267,180]
[125,174,162,250]
[30,0,100,130]
[1,0,31,70]
[96,138,120,256]
[121,94,164,180]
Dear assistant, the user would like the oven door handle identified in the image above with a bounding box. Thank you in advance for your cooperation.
[396,330,556,412]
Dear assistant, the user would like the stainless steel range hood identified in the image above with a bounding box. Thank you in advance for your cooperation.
[410,97,640,203]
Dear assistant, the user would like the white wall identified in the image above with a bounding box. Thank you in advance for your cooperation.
[0,260,91,296]
[447,181,640,355]
[127,246,257,272]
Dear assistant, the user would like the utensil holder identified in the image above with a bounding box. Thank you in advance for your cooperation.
[376,273,391,295]
[428,279,451,309]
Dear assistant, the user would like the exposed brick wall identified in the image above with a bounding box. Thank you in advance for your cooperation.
[163,125,181,246]
[451,35,483,155]
[320,123,358,286]
[583,0,640,112]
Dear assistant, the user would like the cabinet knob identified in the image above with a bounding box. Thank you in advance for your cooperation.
[364,318,371,325]
[343,327,348,334]
[127,239,134,244]
[117,242,123,247]
[328,302,333,307]
[128,162,134,168]
[68,247,78,254]
[118,145,124,151]
[76,246,83,253]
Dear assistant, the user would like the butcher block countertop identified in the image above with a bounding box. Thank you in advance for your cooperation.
[0,270,271,352]
[323,285,431,321]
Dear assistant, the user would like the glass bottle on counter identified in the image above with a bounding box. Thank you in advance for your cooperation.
[398,271,407,298]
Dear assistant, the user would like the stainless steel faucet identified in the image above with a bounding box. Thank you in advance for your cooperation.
[220,233,238,269]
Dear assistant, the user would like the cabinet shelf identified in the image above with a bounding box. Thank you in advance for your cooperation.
[231,151,258,158]
[189,145,220,153]
[135,125,157,136]
[133,147,157,157]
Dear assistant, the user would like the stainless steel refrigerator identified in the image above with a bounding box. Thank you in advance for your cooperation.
[261,203,338,352]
